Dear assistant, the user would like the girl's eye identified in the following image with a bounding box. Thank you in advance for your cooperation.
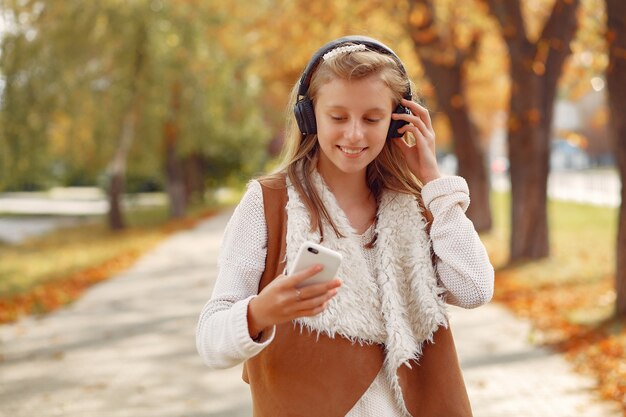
[331,115,345,121]
[365,118,381,123]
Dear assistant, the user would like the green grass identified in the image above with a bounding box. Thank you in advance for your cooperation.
[482,191,618,288]
[0,202,218,298]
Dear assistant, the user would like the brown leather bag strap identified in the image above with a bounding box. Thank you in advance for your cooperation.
[258,176,289,290]
[398,326,473,417]
[241,176,288,385]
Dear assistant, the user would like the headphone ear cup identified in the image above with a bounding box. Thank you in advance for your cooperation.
[387,103,411,140]
[294,97,317,135]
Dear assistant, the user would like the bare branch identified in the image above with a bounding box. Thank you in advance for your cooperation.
[538,0,580,44]
[541,0,580,85]
[481,0,529,50]
[406,0,476,68]
[406,0,440,46]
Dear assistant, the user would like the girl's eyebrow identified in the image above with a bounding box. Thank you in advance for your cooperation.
[324,104,388,113]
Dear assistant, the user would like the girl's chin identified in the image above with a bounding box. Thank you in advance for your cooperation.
[317,150,374,176]
[325,161,369,176]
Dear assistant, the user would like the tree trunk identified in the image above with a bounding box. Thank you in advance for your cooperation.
[107,110,135,230]
[426,62,492,232]
[484,0,580,262]
[617,169,626,317]
[406,0,492,232]
[507,60,552,260]
[165,142,186,218]
[164,81,186,219]
[605,0,626,317]
[183,153,206,205]
[107,170,125,230]
[106,22,146,230]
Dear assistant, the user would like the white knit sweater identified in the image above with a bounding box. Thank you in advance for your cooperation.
[196,175,494,416]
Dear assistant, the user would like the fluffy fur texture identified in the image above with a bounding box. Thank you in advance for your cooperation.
[285,171,448,413]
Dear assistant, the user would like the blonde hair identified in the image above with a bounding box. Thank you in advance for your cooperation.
[263,46,424,242]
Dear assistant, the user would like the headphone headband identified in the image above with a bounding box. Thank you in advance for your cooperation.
[297,35,409,97]
[293,35,413,138]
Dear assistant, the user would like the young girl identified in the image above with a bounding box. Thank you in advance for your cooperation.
[196,36,494,417]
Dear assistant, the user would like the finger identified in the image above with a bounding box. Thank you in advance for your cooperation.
[296,278,342,300]
[399,130,432,154]
[400,98,432,129]
[397,118,431,140]
[399,97,429,116]
[395,134,433,160]
[294,287,303,302]
[393,136,413,153]
[297,301,330,317]
[392,115,432,140]
[298,287,338,306]
[285,264,324,287]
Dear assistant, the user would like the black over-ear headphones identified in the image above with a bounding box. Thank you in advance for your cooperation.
[293,35,412,140]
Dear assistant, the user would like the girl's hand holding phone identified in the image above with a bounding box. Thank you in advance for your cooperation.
[247,264,341,341]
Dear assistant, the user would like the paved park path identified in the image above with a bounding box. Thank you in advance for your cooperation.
[0,210,622,417]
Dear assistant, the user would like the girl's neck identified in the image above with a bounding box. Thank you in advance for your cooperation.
[318,167,376,234]
[316,161,377,234]
[317,165,371,204]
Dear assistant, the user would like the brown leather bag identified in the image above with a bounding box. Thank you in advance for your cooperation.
[242,176,473,417]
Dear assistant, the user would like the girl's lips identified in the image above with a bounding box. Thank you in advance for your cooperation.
[338,146,366,156]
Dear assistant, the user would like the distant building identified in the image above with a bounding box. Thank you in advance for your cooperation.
[550,139,590,171]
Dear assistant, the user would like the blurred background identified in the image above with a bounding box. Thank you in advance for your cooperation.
[0,0,625,413]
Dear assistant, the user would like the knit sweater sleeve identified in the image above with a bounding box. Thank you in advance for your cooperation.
[421,176,494,309]
[195,180,276,369]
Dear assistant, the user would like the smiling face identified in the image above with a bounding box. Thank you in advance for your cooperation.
[314,75,395,179]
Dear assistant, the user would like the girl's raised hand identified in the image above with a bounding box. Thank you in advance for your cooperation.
[391,98,441,184]
[247,265,341,340]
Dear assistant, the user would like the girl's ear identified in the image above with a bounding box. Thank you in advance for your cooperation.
[294,97,317,135]
[387,103,410,140]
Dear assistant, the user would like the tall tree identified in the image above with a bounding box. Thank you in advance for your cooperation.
[605,0,626,316]
[406,0,492,232]
[482,0,580,261]
[141,1,270,217]
[0,2,79,190]
[107,18,148,230]
[0,1,270,227]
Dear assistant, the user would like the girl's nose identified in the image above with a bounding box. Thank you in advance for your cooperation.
[346,119,365,142]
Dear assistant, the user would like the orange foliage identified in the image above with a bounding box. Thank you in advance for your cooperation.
[0,251,141,323]
[495,271,626,413]
[0,210,217,325]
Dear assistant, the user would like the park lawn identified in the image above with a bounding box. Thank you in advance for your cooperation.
[0,204,218,324]
[482,192,626,412]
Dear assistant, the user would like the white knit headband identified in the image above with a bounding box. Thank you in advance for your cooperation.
[322,44,368,61]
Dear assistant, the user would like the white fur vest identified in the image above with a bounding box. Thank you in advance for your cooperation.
[285,171,449,407]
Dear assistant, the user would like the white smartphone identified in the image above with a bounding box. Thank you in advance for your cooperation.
[289,241,342,288]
